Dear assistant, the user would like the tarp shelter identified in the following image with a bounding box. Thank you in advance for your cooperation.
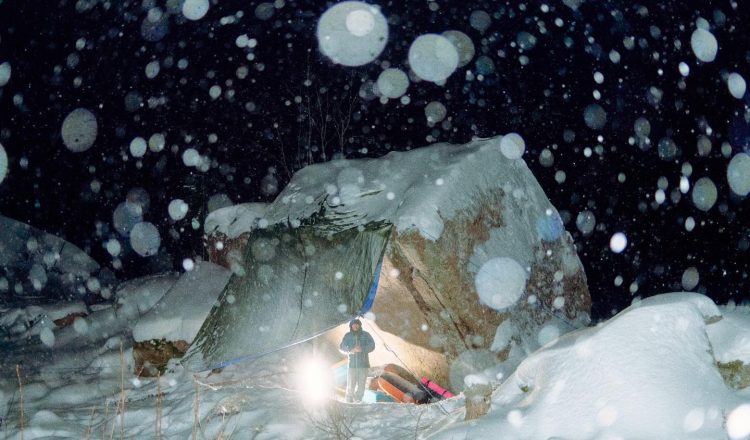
[182,211,391,372]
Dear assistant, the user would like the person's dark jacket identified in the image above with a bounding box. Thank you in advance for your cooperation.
[339,323,375,369]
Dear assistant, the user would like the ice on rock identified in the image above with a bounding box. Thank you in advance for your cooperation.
[376,68,409,99]
[499,133,525,159]
[690,28,718,62]
[691,177,718,211]
[61,108,98,152]
[442,30,475,67]
[609,232,627,253]
[475,257,528,311]
[182,0,209,21]
[425,101,447,124]
[727,72,746,99]
[727,153,750,196]
[408,34,459,83]
[316,1,388,67]
[681,267,700,291]
[129,222,161,257]
[168,199,189,220]
[129,136,147,157]
[0,61,10,86]
[0,142,8,185]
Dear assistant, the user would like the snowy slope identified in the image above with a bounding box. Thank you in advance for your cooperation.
[1,291,749,439]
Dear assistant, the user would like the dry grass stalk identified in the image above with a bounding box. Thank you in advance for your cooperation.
[119,341,126,440]
[84,405,97,439]
[156,371,163,439]
[192,379,200,440]
[15,364,24,440]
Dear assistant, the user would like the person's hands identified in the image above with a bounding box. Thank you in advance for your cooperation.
[352,345,362,353]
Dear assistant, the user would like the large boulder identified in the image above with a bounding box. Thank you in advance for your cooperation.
[0,215,114,303]
[205,136,591,390]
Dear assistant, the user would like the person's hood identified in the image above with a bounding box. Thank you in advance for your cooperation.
[349,318,362,331]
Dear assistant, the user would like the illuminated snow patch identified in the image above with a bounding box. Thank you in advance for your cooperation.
[408,34,459,83]
[61,108,98,152]
[475,257,528,311]
[316,1,388,67]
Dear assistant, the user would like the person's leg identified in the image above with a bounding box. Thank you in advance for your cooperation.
[345,367,356,402]
[353,368,367,402]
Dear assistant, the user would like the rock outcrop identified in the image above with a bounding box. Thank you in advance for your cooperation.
[205,136,591,390]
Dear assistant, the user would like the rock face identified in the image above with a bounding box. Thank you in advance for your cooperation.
[0,215,114,303]
[205,136,591,390]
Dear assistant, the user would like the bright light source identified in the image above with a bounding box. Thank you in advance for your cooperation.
[296,356,334,406]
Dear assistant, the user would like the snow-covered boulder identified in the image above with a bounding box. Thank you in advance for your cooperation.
[0,215,112,302]
[708,302,750,389]
[427,292,736,439]
[132,261,231,376]
[205,136,591,390]
[204,203,268,274]
[115,272,179,319]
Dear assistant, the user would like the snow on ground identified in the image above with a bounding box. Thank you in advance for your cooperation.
[1,289,749,439]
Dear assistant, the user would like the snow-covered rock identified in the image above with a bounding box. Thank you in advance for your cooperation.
[132,261,231,376]
[133,261,231,343]
[205,136,591,390]
[427,292,737,439]
[0,215,109,302]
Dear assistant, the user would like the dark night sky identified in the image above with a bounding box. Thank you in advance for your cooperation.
[0,0,748,320]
